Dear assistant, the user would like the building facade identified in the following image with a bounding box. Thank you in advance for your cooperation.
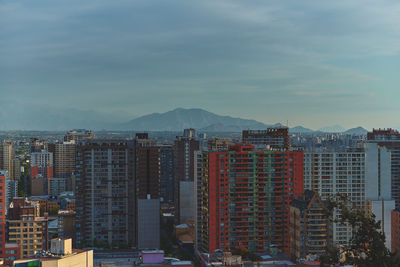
[0,142,15,180]
[304,149,365,246]
[195,144,304,254]
[75,139,136,248]
[48,141,76,191]
[7,198,49,259]
[367,129,400,209]
[242,127,290,150]
[289,190,332,260]
[174,130,200,223]
[160,145,174,203]
[30,150,53,179]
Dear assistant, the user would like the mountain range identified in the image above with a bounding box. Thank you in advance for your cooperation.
[121,108,367,134]
[0,107,370,133]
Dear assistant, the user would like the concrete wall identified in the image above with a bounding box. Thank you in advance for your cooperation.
[366,143,392,200]
[179,181,194,224]
[371,200,395,250]
[138,199,160,249]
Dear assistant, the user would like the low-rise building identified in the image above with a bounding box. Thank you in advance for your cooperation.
[289,190,332,260]
[13,238,93,267]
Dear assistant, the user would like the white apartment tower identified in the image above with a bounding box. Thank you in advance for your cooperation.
[304,149,365,245]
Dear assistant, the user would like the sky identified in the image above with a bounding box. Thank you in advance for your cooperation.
[1,0,400,130]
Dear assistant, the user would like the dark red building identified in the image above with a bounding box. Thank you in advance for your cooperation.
[242,127,290,150]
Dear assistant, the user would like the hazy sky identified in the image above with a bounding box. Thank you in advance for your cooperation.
[1,0,400,129]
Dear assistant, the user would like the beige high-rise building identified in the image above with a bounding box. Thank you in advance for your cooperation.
[7,198,49,258]
[48,141,76,191]
[0,141,15,179]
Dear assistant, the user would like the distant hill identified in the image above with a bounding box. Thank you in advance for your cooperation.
[290,126,314,133]
[318,125,346,133]
[121,108,271,131]
[344,126,368,135]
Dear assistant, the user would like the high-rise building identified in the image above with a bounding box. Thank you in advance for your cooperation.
[365,142,395,250]
[174,129,199,223]
[137,198,160,249]
[195,144,304,254]
[242,127,290,150]
[304,149,366,246]
[30,150,53,179]
[367,129,400,209]
[64,129,94,143]
[48,141,76,191]
[49,178,67,197]
[0,171,20,263]
[75,139,136,248]
[30,138,47,153]
[58,210,76,247]
[207,138,233,152]
[13,158,21,180]
[6,178,18,208]
[289,190,332,260]
[7,198,49,259]
[160,145,174,203]
[135,134,160,200]
[0,141,15,180]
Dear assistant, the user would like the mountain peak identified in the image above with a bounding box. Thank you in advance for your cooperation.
[122,108,269,131]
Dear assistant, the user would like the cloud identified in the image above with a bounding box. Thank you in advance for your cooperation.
[0,0,400,129]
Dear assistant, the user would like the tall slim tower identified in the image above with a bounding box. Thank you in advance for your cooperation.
[367,129,400,209]
[174,129,199,223]
[0,141,14,180]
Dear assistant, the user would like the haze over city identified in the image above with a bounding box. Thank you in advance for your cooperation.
[1,0,400,130]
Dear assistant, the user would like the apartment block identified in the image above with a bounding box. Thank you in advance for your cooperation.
[135,134,160,200]
[48,141,76,191]
[7,198,49,259]
[0,170,20,263]
[75,139,136,248]
[367,129,400,209]
[242,127,290,150]
[289,190,332,260]
[64,129,94,143]
[0,142,15,180]
[174,129,199,223]
[160,145,174,203]
[195,144,303,254]
[30,150,53,179]
[304,149,365,246]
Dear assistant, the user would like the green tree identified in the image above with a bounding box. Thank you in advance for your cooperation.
[320,194,400,267]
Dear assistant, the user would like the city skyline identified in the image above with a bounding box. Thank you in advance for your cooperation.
[1,0,400,129]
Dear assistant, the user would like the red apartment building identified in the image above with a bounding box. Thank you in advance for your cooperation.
[195,144,303,255]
